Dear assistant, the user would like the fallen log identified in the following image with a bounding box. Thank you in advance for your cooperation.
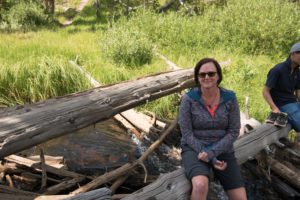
[234,124,291,164]
[0,68,194,159]
[271,175,300,199]
[4,155,91,179]
[34,187,111,200]
[0,184,39,196]
[122,123,291,199]
[267,156,300,190]
[122,167,190,200]
[0,194,37,200]
[42,177,85,195]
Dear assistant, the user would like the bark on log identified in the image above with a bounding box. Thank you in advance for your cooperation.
[0,68,194,159]
[4,155,91,179]
[34,187,111,200]
[122,123,291,199]
[0,194,37,200]
[0,184,39,196]
[43,177,85,195]
[122,167,190,200]
[27,155,64,169]
[234,124,291,164]
[274,145,300,166]
[271,175,300,199]
[267,156,300,190]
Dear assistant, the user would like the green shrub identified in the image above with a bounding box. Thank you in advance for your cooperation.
[101,24,154,68]
[116,0,300,57]
[0,0,51,31]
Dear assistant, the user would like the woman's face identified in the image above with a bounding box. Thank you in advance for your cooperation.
[198,62,219,89]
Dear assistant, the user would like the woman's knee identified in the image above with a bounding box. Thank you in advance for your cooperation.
[192,176,209,194]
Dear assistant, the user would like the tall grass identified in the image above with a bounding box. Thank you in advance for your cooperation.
[1,0,299,121]
[0,56,90,107]
[100,0,299,120]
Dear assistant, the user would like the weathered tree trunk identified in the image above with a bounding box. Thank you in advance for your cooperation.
[0,69,194,159]
[234,124,291,164]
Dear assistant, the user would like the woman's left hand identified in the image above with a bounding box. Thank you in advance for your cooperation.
[213,160,227,171]
[198,152,209,162]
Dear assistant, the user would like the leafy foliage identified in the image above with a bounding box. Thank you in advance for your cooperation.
[101,22,154,68]
[0,0,53,31]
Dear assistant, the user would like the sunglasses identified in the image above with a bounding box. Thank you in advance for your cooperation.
[198,71,217,78]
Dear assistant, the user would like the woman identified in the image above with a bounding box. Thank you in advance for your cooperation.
[179,58,247,200]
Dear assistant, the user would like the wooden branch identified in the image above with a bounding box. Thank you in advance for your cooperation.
[71,116,179,194]
[0,162,23,174]
[5,155,91,179]
[0,193,37,200]
[110,174,130,195]
[12,173,39,186]
[21,171,61,183]
[5,174,14,188]
[120,110,161,135]
[35,188,111,200]
[39,147,47,190]
[274,145,300,166]
[0,184,38,196]
[112,194,128,200]
[28,155,64,169]
[271,175,300,199]
[267,156,300,190]
[43,177,85,195]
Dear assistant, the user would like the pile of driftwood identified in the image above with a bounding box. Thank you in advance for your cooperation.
[0,66,299,199]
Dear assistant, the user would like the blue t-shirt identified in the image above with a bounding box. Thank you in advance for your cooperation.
[265,58,300,107]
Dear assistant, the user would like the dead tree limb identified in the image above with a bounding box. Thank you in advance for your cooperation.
[39,147,47,191]
[4,155,91,179]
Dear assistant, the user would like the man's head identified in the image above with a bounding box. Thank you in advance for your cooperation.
[290,42,300,67]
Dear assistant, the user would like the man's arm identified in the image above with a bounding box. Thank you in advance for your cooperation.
[262,86,280,113]
[296,89,300,101]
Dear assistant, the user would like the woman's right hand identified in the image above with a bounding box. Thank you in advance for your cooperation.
[198,152,209,162]
[213,160,227,171]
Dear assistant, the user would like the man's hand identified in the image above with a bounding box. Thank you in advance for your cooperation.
[213,160,227,171]
[198,152,209,162]
[272,108,280,113]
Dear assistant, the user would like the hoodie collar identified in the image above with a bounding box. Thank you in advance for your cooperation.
[186,87,235,105]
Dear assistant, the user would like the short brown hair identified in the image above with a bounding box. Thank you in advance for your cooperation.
[194,58,222,85]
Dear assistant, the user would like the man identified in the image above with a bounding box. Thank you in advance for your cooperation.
[263,42,300,133]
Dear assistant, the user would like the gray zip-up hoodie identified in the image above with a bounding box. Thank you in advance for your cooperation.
[179,87,240,163]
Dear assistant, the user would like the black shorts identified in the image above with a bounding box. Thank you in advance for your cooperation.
[181,144,244,191]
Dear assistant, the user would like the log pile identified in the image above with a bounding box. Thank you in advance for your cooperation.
[0,65,299,199]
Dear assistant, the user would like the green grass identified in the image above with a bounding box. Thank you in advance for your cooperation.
[0,0,299,122]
